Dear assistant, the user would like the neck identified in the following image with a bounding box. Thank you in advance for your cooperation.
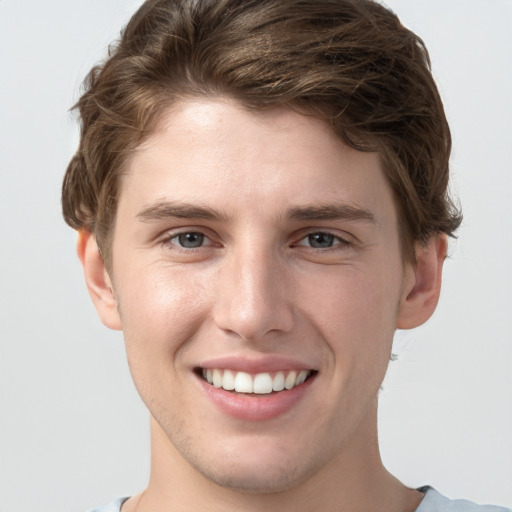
[127,400,423,512]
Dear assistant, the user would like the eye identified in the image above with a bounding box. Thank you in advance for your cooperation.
[169,231,208,249]
[295,232,350,249]
[306,232,335,248]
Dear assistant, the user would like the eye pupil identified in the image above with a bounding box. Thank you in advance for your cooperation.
[308,233,334,248]
[178,232,204,248]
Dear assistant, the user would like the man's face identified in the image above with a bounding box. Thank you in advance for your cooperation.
[107,99,413,492]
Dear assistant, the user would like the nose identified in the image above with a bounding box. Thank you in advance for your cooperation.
[213,244,294,343]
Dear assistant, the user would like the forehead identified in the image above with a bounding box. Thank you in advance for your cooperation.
[119,98,395,225]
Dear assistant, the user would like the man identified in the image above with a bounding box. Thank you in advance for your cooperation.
[61,0,509,511]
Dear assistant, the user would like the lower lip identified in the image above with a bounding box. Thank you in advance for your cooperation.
[196,374,316,421]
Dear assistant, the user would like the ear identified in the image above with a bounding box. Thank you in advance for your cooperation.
[76,230,122,330]
[396,235,447,330]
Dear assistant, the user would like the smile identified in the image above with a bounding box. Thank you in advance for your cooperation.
[200,368,314,395]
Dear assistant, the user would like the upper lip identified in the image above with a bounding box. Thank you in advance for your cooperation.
[196,355,317,374]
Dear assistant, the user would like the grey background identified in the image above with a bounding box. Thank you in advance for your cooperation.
[0,1,511,511]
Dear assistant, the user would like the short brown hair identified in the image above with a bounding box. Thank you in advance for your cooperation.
[62,0,462,266]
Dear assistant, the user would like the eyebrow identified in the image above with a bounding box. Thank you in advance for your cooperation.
[136,200,377,225]
[286,203,377,224]
[137,201,229,223]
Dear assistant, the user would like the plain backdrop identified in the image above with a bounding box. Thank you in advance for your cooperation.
[0,1,511,511]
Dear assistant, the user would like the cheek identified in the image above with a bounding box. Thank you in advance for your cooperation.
[308,267,400,335]
[304,264,402,379]
[115,264,212,362]
[113,265,215,415]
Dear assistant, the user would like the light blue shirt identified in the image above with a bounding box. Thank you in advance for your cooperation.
[416,488,510,512]
[89,488,511,512]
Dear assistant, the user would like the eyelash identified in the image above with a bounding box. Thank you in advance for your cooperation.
[160,230,352,252]
[293,232,352,251]
[161,231,216,251]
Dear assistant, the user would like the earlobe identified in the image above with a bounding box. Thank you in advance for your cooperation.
[76,231,122,330]
[396,235,447,330]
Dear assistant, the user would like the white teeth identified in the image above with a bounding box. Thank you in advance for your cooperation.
[201,368,312,393]
[272,372,285,392]
[284,371,297,390]
[222,369,235,391]
[296,370,308,386]
[253,373,273,394]
[212,369,223,388]
[234,371,253,393]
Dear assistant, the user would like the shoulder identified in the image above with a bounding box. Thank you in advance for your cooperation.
[416,487,511,512]
[87,497,129,512]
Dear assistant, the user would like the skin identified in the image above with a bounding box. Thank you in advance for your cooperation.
[79,98,446,512]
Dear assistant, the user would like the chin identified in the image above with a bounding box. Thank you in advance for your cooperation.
[192,456,307,494]
[179,432,327,495]
[152,408,333,494]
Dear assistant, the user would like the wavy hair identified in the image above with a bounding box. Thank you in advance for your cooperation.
[62,0,462,267]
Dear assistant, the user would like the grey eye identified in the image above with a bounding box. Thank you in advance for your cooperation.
[177,232,205,248]
[307,233,335,248]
